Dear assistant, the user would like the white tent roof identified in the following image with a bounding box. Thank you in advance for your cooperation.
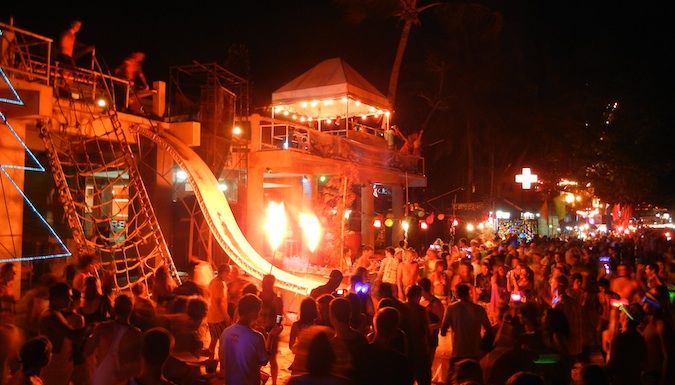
[271,58,391,119]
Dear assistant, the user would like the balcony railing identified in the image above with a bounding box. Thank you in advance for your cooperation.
[0,21,147,111]
[258,117,424,175]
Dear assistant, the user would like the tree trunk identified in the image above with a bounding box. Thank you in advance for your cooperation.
[388,18,414,107]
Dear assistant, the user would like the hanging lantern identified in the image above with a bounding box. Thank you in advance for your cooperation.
[437,213,445,221]
[384,218,394,228]
[426,213,435,225]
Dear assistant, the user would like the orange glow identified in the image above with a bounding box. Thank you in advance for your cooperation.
[137,127,325,295]
[299,212,322,252]
[565,193,575,204]
[264,201,288,251]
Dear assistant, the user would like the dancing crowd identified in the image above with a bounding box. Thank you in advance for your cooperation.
[0,232,673,385]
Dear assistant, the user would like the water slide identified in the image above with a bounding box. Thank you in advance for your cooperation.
[136,127,325,295]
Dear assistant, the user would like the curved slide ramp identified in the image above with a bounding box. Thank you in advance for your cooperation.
[136,127,324,295]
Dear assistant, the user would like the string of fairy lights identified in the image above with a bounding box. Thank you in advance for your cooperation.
[272,96,391,125]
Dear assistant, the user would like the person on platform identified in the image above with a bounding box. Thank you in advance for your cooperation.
[115,52,149,91]
[57,19,82,66]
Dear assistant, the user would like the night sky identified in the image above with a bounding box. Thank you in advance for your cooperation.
[3,1,674,205]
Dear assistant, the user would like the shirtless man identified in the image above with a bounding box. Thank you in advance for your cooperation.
[86,295,142,385]
[397,248,419,300]
[58,19,81,66]
[115,52,149,90]
[610,264,639,301]
[352,245,374,274]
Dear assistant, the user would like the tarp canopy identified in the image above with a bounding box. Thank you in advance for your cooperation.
[272,58,391,120]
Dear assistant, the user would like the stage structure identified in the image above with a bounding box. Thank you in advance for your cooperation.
[0,21,425,296]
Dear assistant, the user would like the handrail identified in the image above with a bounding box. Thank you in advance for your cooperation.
[258,117,425,175]
[0,21,133,110]
[0,22,53,43]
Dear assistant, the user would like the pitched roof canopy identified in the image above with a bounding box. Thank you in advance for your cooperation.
[272,58,391,119]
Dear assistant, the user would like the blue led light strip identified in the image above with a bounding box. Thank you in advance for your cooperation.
[0,68,24,106]
[0,50,71,262]
[0,169,71,262]
[0,112,44,172]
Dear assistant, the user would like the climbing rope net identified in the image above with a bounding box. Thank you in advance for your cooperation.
[40,68,179,291]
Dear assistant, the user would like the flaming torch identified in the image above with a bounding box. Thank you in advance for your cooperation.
[264,201,288,269]
[299,212,322,253]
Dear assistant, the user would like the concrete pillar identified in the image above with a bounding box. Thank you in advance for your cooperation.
[391,184,404,246]
[0,119,24,296]
[249,114,262,151]
[152,81,166,117]
[245,166,265,254]
[361,185,374,247]
[302,176,313,202]
[391,184,404,217]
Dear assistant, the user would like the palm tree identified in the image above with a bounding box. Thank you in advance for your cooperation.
[388,0,442,106]
[334,0,442,108]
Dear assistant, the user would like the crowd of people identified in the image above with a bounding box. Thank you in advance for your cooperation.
[0,232,672,385]
[239,232,673,385]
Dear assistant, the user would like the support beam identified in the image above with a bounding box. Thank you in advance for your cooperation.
[391,184,404,246]
[361,185,374,247]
